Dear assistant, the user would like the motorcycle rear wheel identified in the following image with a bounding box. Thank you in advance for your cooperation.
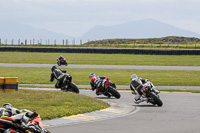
[108,87,120,99]
[148,92,163,107]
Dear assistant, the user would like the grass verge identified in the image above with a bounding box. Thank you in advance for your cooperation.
[0,52,200,66]
[1,67,200,86]
[0,89,110,120]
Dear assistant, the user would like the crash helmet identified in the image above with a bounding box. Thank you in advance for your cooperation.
[2,103,13,109]
[59,55,63,59]
[51,65,57,72]
[131,74,138,81]
[89,73,96,79]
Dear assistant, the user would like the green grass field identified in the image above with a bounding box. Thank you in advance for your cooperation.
[0,90,109,120]
[1,52,200,66]
[1,67,200,86]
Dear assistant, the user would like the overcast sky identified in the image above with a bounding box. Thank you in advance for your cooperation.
[1,0,200,37]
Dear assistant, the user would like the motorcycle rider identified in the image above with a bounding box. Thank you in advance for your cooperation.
[0,103,50,133]
[0,103,21,117]
[89,73,112,95]
[130,74,159,103]
[50,65,67,88]
[57,55,68,66]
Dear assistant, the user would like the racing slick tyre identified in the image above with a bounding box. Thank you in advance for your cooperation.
[108,87,120,99]
[148,92,163,107]
[69,82,79,94]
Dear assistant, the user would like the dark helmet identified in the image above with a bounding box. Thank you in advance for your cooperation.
[2,103,13,109]
[89,73,96,79]
[51,65,57,72]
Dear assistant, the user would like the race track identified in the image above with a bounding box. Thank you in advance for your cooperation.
[46,90,200,133]
[1,63,200,70]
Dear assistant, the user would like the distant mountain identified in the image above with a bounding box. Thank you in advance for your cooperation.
[1,19,200,45]
[80,19,200,41]
[0,21,72,44]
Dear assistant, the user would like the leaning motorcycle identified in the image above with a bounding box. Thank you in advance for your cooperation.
[98,78,121,99]
[132,82,163,106]
[56,57,68,66]
[61,74,79,94]
[0,110,50,133]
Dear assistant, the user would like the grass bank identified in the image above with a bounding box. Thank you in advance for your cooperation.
[0,89,109,120]
[0,52,200,66]
[1,67,200,86]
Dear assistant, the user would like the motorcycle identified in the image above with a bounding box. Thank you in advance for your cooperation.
[0,110,50,133]
[132,82,163,106]
[98,78,121,99]
[61,74,79,94]
[56,57,68,66]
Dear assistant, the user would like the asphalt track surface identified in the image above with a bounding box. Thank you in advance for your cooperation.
[46,90,200,133]
[1,63,200,71]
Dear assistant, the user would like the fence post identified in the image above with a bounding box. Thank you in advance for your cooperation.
[0,39,1,45]
[80,39,82,45]
[195,41,196,48]
[25,40,27,45]
[5,39,7,45]
[186,40,187,48]
[66,39,68,45]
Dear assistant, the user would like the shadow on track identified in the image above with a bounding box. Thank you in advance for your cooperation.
[95,97,116,99]
[133,104,159,107]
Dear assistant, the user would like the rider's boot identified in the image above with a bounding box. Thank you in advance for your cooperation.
[134,94,142,104]
[96,88,102,95]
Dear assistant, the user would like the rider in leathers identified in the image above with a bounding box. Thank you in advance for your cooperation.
[50,65,67,88]
[0,103,20,117]
[89,73,109,95]
[130,74,159,103]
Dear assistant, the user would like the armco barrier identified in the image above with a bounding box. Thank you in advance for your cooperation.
[0,46,200,55]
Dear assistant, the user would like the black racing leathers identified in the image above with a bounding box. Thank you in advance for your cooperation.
[50,69,67,88]
[90,76,106,91]
[130,78,147,95]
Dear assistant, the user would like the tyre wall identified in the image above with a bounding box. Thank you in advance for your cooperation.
[0,46,200,55]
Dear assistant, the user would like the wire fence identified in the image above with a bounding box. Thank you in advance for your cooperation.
[0,38,200,49]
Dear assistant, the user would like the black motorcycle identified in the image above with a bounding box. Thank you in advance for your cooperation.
[132,82,163,106]
[61,74,79,94]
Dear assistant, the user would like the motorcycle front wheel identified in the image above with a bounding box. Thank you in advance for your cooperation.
[148,92,163,107]
[68,82,79,94]
[108,87,120,99]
